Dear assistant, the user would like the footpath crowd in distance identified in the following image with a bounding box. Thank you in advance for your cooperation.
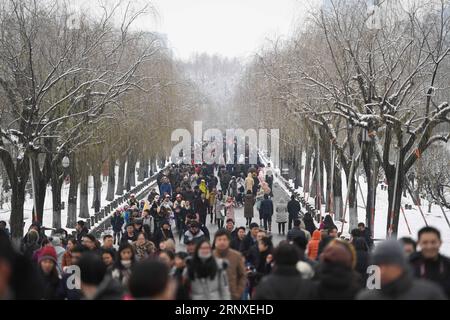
[1,162,450,300]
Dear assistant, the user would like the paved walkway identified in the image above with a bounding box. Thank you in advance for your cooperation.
[175,181,290,251]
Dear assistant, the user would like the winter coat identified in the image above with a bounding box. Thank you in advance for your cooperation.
[93,276,125,300]
[244,194,255,218]
[360,227,374,249]
[275,201,288,223]
[208,191,217,207]
[58,272,82,300]
[194,198,209,217]
[287,227,307,242]
[307,230,322,260]
[132,240,156,261]
[183,230,206,245]
[111,214,124,232]
[215,200,226,220]
[303,213,317,236]
[287,199,301,219]
[241,233,257,258]
[312,263,363,300]
[199,181,208,196]
[76,227,89,246]
[230,237,244,252]
[39,270,62,300]
[159,183,172,197]
[121,232,137,245]
[353,237,370,283]
[300,220,312,241]
[409,252,450,298]
[357,272,446,300]
[185,258,231,300]
[259,199,274,219]
[214,248,247,300]
[54,245,66,270]
[111,259,134,287]
[245,174,254,192]
[253,265,315,300]
[154,228,175,248]
[225,201,236,221]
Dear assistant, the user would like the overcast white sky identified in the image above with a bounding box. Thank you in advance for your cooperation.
[70,0,319,61]
[145,0,317,60]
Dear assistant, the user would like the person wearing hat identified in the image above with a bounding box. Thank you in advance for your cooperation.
[357,240,446,300]
[183,222,206,246]
[37,246,62,300]
[312,239,363,299]
[253,243,314,300]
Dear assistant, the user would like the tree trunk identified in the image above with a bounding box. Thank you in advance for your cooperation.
[116,156,126,195]
[143,158,149,179]
[334,168,344,222]
[106,157,116,201]
[31,156,51,224]
[138,154,147,182]
[0,151,29,240]
[386,152,405,239]
[343,164,358,232]
[310,156,317,199]
[92,171,101,212]
[79,169,90,219]
[66,154,78,228]
[362,141,379,236]
[51,168,64,230]
[91,158,101,211]
[298,145,303,187]
[126,150,137,190]
[11,182,26,240]
[304,143,313,193]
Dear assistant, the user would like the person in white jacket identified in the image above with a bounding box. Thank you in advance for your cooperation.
[183,240,231,300]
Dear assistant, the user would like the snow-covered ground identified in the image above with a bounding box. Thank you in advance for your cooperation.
[260,152,450,256]
[0,162,165,236]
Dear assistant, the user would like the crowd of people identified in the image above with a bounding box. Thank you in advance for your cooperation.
[1,161,450,300]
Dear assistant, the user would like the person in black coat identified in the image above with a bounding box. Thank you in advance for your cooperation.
[230,227,246,252]
[287,220,307,242]
[253,243,315,300]
[409,226,450,298]
[194,194,209,226]
[302,212,317,236]
[241,223,259,258]
[37,246,63,300]
[259,195,273,233]
[0,230,44,300]
[358,222,374,249]
[312,240,362,300]
[353,237,370,285]
[358,240,446,300]
[287,195,301,230]
[78,252,124,300]
[111,210,124,245]
[121,224,137,245]
[154,221,175,249]
[75,221,89,246]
